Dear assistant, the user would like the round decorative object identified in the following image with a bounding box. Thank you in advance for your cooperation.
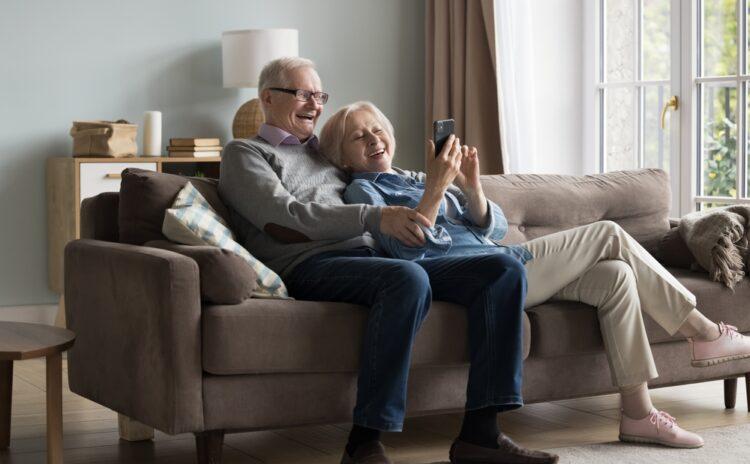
[232,99,265,139]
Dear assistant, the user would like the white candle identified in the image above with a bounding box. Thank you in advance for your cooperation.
[142,111,162,156]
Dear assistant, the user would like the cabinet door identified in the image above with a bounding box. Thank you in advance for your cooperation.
[79,162,157,202]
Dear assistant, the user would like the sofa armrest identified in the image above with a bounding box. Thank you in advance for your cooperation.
[145,240,257,304]
[64,239,204,434]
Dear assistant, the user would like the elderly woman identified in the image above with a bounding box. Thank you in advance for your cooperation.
[319,101,750,450]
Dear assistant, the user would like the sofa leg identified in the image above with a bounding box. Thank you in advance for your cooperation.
[746,373,750,412]
[724,378,738,409]
[196,430,225,464]
[118,414,154,441]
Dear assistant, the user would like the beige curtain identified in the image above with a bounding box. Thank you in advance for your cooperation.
[426,0,504,174]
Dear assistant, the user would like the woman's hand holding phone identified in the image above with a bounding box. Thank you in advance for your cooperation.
[417,135,462,225]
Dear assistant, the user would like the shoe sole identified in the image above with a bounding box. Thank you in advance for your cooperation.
[619,434,703,449]
[691,352,750,367]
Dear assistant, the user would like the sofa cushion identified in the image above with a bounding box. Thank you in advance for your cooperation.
[202,299,531,375]
[643,268,750,343]
[654,226,695,270]
[481,169,671,253]
[119,168,230,245]
[163,182,288,298]
[145,240,257,305]
[80,192,120,242]
[527,269,750,359]
[526,301,602,358]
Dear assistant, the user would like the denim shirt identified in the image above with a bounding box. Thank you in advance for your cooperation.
[344,169,533,263]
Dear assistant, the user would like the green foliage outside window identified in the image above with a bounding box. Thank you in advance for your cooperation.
[701,0,739,199]
[703,117,738,197]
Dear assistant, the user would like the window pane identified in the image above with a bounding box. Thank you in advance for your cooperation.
[644,85,671,172]
[606,0,636,81]
[702,0,738,77]
[606,87,637,171]
[701,83,737,197]
[642,0,671,80]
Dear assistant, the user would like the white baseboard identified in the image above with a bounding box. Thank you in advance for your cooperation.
[0,304,58,325]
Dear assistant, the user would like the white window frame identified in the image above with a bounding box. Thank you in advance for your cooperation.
[587,1,750,215]
[584,0,684,215]
[679,0,697,215]
[691,0,750,208]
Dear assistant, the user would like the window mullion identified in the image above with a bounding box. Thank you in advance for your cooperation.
[695,0,704,206]
[599,0,607,172]
[741,0,748,198]
[637,0,644,169]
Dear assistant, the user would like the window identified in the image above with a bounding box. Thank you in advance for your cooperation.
[594,0,680,212]
[590,0,750,214]
[695,0,749,210]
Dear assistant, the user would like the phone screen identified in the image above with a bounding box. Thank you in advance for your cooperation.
[433,119,455,157]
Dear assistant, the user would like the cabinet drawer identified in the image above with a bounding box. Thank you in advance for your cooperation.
[79,162,157,201]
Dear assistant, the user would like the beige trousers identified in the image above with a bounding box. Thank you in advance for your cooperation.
[522,220,697,387]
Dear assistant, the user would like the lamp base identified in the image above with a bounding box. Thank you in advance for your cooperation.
[232,98,265,139]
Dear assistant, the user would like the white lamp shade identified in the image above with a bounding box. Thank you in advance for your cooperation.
[222,29,299,88]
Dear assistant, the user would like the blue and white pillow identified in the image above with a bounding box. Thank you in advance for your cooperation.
[162,182,289,299]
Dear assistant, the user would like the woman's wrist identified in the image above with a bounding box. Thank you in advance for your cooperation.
[462,183,485,200]
[416,187,444,226]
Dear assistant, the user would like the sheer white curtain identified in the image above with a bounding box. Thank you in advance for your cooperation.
[494,0,538,173]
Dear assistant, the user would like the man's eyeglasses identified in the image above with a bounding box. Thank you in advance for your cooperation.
[269,88,330,105]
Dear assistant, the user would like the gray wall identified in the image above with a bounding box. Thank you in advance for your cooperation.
[0,0,425,306]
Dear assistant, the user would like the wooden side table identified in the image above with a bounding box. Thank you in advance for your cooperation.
[0,322,75,464]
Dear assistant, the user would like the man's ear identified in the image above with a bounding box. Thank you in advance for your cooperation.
[260,88,273,107]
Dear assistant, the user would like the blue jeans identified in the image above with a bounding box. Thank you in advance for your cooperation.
[285,247,527,432]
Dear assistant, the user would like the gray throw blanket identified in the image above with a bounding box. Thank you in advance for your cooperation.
[679,205,750,289]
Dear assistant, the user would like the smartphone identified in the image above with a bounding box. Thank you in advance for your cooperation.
[433,119,455,157]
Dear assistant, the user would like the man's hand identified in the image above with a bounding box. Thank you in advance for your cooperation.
[380,206,432,247]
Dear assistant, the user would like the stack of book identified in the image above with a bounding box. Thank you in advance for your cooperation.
[166,138,222,158]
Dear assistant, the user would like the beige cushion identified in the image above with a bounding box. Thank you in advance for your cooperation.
[481,169,671,252]
[202,299,531,375]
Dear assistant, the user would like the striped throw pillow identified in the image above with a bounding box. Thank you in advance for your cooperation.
[162,182,289,299]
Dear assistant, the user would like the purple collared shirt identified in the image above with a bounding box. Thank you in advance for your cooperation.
[258,123,319,149]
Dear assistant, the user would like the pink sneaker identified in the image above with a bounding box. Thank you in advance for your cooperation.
[619,409,704,448]
[689,322,750,367]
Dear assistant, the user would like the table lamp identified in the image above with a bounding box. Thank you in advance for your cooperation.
[222,28,299,138]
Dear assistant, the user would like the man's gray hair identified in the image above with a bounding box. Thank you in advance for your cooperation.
[258,57,317,93]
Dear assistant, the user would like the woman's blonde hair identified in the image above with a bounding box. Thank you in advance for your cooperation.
[319,101,396,170]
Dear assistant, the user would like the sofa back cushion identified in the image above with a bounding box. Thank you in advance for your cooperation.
[118,168,230,245]
[481,168,671,251]
[81,192,120,242]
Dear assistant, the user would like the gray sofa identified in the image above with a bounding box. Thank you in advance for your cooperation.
[64,168,750,464]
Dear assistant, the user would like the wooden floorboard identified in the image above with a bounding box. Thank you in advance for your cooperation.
[0,359,748,463]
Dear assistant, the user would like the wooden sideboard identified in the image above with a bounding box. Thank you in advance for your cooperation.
[46,156,220,325]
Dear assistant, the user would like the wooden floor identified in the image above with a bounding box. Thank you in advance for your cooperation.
[1,358,749,463]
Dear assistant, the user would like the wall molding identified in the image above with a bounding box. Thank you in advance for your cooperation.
[0,304,58,325]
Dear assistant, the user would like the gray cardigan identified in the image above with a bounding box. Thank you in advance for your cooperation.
[218,137,381,277]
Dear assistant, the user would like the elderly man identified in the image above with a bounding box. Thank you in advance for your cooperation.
[218,57,557,464]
